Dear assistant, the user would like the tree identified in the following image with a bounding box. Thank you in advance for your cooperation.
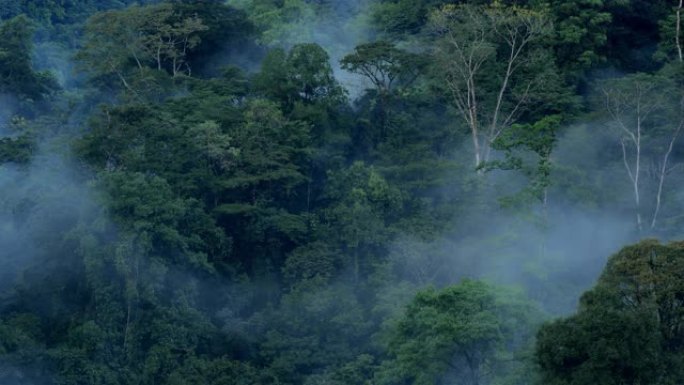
[428,3,560,170]
[256,282,370,384]
[288,43,343,104]
[77,3,208,95]
[228,0,318,46]
[379,280,541,385]
[603,0,670,72]
[371,0,458,37]
[0,15,58,102]
[536,240,684,385]
[0,0,21,19]
[543,0,613,76]
[187,120,239,176]
[656,0,684,63]
[255,43,344,111]
[210,99,313,271]
[169,1,255,67]
[341,41,424,95]
[321,162,401,283]
[598,72,684,233]
[341,41,426,140]
[487,115,561,213]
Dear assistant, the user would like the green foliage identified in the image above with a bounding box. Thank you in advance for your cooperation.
[4,1,684,385]
[603,0,670,72]
[487,115,562,207]
[371,0,457,37]
[228,0,365,49]
[168,1,255,62]
[77,2,252,96]
[166,358,260,385]
[536,240,684,384]
[0,135,35,164]
[257,283,371,384]
[341,41,425,93]
[378,281,542,385]
[228,0,318,46]
[542,0,613,76]
[0,15,58,103]
[255,43,345,110]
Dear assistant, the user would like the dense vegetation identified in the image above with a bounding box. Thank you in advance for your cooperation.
[1,0,684,384]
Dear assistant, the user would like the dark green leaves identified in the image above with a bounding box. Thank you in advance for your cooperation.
[536,240,684,385]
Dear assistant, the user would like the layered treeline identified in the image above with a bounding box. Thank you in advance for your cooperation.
[0,0,684,384]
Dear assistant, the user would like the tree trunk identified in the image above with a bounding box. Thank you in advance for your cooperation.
[677,0,683,62]
[651,123,681,229]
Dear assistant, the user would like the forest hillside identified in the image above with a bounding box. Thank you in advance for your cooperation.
[1,0,684,384]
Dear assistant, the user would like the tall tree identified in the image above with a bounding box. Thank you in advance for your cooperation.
[428,3,560,170]
[598,72,684,233]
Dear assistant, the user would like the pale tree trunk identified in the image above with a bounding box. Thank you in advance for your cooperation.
[605,88,641,232]
[540,186,549,259]
[435,6,546,170]
[651,121,682,229]
[616,114,643,232]
[635,97,643,232]
[435,6,490,170]
[472,125,482,169]
[677,0,683,62]
[619,137,642,232]
[604,81,664,234]
[486,28,528,162]
[444,40,488,169]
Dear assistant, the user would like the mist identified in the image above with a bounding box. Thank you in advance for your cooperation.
[227,0,376,97]
[2,1,683,384]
